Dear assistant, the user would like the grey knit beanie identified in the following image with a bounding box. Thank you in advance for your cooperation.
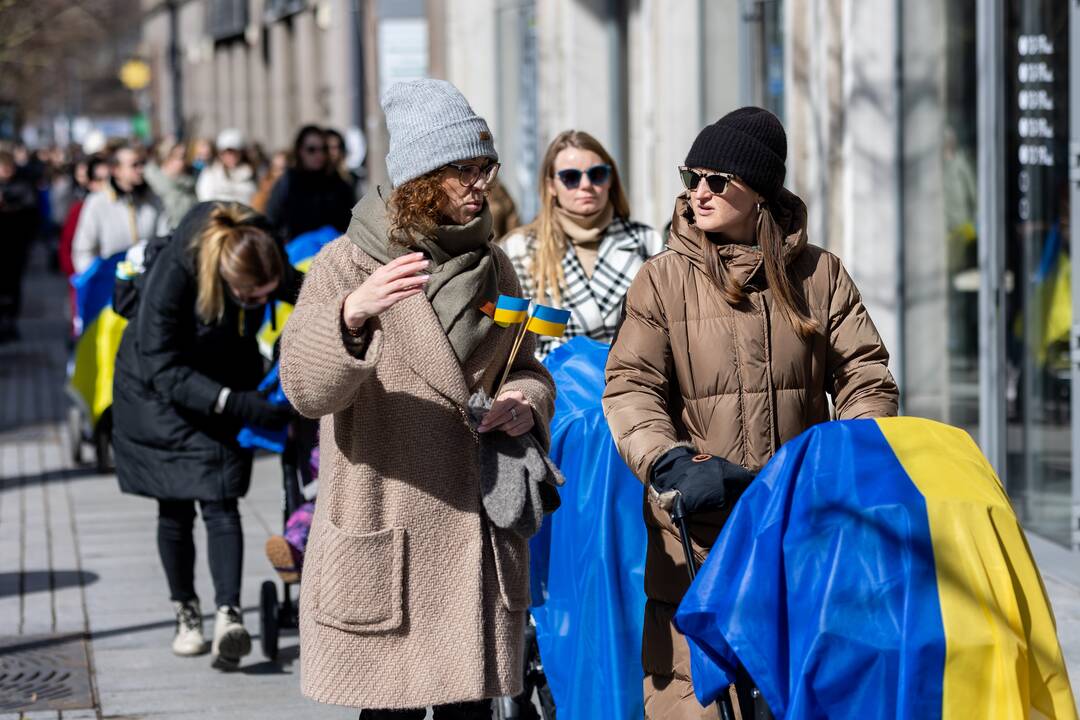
[382,79,498,188]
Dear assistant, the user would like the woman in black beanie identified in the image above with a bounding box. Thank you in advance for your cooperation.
[603,107,899,718]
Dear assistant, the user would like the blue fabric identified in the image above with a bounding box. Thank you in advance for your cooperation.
[284,225,339,266]
[674,419,946,719]
[236,363,291,452]
[531,338,648,720]
[71,251,125,327]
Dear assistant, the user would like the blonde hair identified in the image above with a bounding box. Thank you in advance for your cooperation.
[192,203,284,324]
[524,130,630,303]
[702,201,819,338]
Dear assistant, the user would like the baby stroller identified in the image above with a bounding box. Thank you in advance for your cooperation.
[257,415,318,661]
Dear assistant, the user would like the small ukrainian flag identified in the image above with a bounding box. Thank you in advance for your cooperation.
[526,304,571,337]
[493,295,530,327]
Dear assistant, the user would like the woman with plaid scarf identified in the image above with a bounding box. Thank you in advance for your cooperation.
[501,131,664,358]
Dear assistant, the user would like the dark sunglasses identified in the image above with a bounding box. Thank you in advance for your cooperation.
[679,167,736,195]
[555,164,611,190]
[445,161,500,187]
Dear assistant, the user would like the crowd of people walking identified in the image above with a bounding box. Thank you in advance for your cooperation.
[5,76,900,719]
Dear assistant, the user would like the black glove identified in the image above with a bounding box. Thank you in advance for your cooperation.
[224,390,294,430]
[650,447,756,514]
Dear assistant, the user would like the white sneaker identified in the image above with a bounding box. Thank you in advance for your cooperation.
[211,605,251,671]
[171,599,208,656]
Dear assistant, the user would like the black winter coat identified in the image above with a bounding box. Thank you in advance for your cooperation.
[112,203,302,501]
[264,168,354,241]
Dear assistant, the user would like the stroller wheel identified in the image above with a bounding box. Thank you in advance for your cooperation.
[259,580,280,661]
[67,406,84,465]
[93,410,114,474]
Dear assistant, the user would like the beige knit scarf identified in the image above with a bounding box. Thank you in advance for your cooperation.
[347,187,497,364]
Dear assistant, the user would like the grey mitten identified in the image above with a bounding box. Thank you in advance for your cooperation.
[467,390,564,538]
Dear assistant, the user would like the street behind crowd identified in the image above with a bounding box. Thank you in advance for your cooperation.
[0,246,354,719]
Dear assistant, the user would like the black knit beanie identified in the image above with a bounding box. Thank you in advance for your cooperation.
[684,107,787,201]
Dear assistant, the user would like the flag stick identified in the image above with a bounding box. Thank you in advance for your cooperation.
[493,320,531,399]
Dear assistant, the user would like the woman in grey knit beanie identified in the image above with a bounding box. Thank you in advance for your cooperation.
[278,79,556,719]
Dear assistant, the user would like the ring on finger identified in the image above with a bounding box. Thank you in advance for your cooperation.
[510,407,518,421]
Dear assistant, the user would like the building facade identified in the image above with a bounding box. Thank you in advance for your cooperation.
[140,0,1080,550]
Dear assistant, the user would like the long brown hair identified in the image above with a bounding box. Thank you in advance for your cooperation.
[192,203,284,324]
[387,170,450,246]
[524,130,630,303]
[702,200,819,338]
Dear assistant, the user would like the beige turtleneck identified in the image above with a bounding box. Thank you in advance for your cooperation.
[554,203,614,278]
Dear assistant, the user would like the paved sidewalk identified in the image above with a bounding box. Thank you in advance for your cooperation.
[0,248,354,719]
[2,246,1080,719]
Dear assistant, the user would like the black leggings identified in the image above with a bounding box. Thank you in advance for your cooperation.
[359,700,492,720]
[157,498,243,609]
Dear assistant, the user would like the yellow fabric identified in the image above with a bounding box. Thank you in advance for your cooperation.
[256,301,295,358]
[877,417,1078,720]
[1040,254,1072,366]
[70,308,128,424]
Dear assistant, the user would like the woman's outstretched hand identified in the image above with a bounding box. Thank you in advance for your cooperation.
[478,390,534,437]
[342,252,430,329]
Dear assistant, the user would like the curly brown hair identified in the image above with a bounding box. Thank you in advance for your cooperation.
[388,169,451,245]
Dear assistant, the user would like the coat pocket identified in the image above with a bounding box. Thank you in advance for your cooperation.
[313,522,406,634]
[488,524,530,612]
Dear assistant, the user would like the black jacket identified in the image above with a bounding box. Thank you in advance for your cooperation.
[264,168,354,240]
[112,203,302,500]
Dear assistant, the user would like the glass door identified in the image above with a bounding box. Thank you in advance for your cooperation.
[1003,0,1072,544]
[1070,0,1080,551]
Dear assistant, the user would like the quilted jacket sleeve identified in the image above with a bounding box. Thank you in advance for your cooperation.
[825,257,899,419]
[602,261,680,483]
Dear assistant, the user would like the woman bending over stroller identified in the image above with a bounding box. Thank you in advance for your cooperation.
[112,202,300,670]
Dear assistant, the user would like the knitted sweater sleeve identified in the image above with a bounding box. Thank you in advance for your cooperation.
[279,242,384,419]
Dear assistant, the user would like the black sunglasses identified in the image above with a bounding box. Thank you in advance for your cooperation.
[445,161,500,187]
[555,164,612,190]
[679,167,736,195]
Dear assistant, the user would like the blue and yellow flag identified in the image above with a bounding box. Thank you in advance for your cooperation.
[493,294,530,327]
[526,304,571,337]
[69,252,129,425]
[674,417,1078,719]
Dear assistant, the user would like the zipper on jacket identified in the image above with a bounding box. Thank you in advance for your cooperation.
[725,306,752,467]
[758,293,779,457]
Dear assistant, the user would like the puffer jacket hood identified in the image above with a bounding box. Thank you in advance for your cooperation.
[667,188,809,289]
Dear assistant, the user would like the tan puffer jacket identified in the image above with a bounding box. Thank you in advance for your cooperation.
[602,189,898,711]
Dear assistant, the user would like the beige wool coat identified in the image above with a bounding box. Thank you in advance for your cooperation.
[603,190,898,717]
[279,236,555,710]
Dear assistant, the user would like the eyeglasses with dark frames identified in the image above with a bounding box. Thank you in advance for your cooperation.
[679,166,737,195]
[555,164,612,190]
[444,161,501,188]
